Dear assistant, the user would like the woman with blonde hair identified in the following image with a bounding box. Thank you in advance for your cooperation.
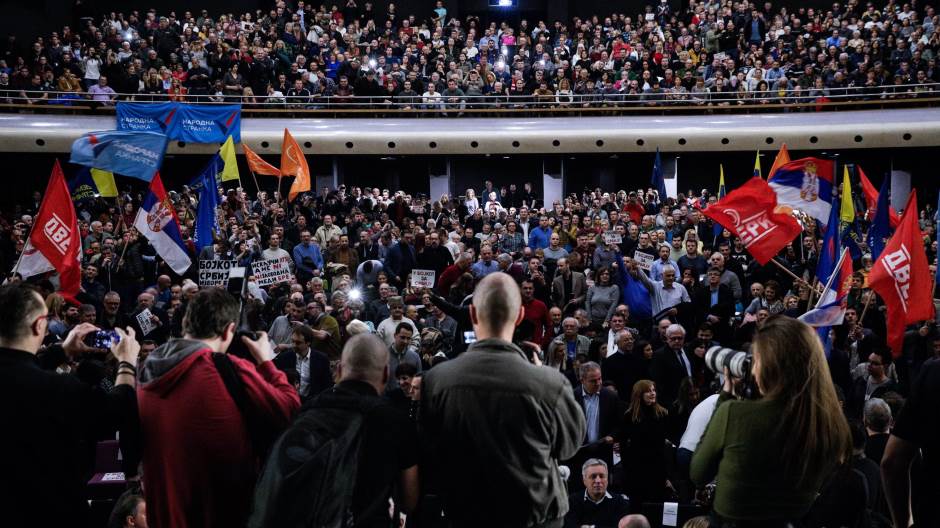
[691,316,852,525]
[618,379,671,506]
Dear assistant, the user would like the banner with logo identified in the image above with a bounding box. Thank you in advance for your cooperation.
[116,102,241,143]
[199,259,238,287]
[116,102,177,133]
[252,256,294,286]
[70,130,168,182]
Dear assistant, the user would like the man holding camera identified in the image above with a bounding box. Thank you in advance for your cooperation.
[0,283,140,527]
[137,288,300,528]
[420,273,585,528]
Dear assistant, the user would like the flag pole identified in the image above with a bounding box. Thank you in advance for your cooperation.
[769,258,824,295]
[859,288,874,321]
[249,169,260,195]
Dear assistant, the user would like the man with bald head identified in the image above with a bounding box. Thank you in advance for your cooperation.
[253,333,419,525]
[420,273,585,527]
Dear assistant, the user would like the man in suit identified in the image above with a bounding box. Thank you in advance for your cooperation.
[650,323,693,407]
[273,325,333,400]
[692,267,735,344]
[602,330,646,401]
[570,361,623,491]
[552,257,586,314]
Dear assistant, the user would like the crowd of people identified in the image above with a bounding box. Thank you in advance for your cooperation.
[3,172,940,528]
[1,0,939,108]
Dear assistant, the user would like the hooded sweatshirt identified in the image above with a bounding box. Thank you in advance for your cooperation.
[138,338,300,528]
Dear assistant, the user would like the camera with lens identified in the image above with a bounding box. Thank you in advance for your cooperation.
[705,346,752,379]
[705,345,758,398]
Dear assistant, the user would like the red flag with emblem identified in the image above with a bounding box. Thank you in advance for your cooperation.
[868,190,934,358]
[25,160,81,301]
[700,177,802,265]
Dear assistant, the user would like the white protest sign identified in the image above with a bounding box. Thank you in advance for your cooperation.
[198,260,238,287]
[603,231,622,245]
[252,256,295,286]
[662,502,679,527]
[136,308,155,336]
[411,269,436,288]
[633,251,655,272]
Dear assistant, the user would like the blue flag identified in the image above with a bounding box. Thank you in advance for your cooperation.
[867,175,892,260]
[69,167,99,203]
[651,148,667,202]
[815,187,842,284]
[193,155,221,251]
[841,222,863,261]
[70,130,168,181]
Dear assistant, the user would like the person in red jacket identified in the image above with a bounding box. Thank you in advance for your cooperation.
[138,288,300,528]
[521,278,553,347]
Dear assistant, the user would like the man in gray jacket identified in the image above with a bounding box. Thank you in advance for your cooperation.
[420,273,586,528]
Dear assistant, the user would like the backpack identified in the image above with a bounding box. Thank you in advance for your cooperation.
[247,386,381,528]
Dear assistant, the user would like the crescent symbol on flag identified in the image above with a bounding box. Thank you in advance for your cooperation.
[722,209,741,227]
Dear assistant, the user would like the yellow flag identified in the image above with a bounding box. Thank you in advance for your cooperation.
[753,151,762,179]
[219,135,241,183]
[840,165,855,223]
[91,168,117,197]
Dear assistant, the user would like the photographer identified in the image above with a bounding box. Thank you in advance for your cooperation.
[690,316,852,526]
[137,287,300,528]
[0,283,140,526]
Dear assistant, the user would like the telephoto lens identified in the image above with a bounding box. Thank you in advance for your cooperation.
[705,346,752,378]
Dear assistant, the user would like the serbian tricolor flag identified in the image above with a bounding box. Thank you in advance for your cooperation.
[16,160,81,302]
[868,190,935,358]
[800,247,853,328]
[134,173,192,275]
[768,157,835,223]
[701,177,802,265]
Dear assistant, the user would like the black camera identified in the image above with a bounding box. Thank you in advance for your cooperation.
[705,346,752,379]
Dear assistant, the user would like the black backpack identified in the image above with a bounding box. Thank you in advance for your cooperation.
[247,386,381,528]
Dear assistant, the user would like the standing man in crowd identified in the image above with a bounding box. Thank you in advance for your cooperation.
[137,288,299,528]
[421,273,585,527]
[0,283,140,527]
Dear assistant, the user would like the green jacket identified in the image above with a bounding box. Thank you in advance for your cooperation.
[690,393,837,521]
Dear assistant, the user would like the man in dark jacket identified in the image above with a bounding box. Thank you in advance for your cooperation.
[564,459,631,528]
[421,273,585,528]
[650,323,693,407]
[273,325,333,400]
[0,283,140,527]
[569,362,623,491]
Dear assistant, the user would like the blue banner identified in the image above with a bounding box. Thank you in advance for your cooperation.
[169,104,241,143]
[116,102,241,143]
[70,130,168,182]
[116,102,177,133]
[194,155,222,251]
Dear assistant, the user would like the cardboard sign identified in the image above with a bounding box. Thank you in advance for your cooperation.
[198,259,238,287]
[411,269,436,288]
[603,231,622,245]
[136,308,155,336]
[633,251,655,272]
[252,256,295,286]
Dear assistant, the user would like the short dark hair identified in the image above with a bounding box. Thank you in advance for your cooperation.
[395,322,413,336]
[395,362,418,377]
[0,283,44,342]
[182,287,240,339]
[292,324,314,344]
[108,490,144,528]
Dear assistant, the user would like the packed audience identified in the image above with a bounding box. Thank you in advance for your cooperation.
[0,0,939,108]
[3,173,940,527]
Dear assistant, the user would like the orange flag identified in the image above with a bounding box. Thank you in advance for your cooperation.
[767,143,790,180]
[243,143,282,177]
[281,129,311,202]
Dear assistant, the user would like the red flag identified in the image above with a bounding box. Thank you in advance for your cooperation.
[857,166,900,227]
[868,190,934,358]
[700,177,802,265]
[27,160,81,302]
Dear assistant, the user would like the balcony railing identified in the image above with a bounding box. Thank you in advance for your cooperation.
[3,83,940,117]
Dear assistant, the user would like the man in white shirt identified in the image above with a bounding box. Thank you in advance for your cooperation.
[633,261,690,317]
